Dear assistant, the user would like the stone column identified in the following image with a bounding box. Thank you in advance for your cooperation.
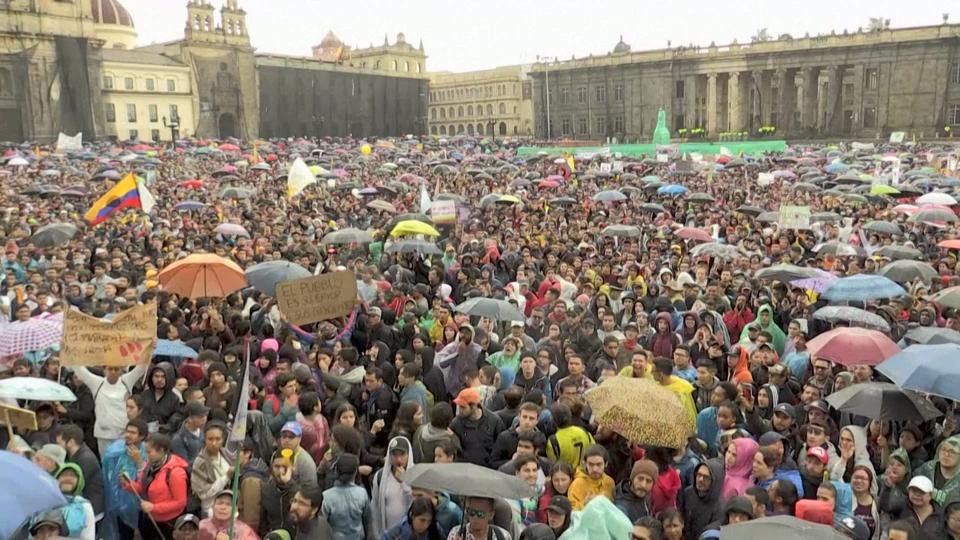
[776,68,797,135]
[800,67,819,132]
[706,73,718,137]
[728,71,742,132]
[759,70,773,126]
[825,65,842,134]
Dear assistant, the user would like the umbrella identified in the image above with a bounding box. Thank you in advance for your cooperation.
[174,201,207,211]
[366,200,397,213]
[755,264,823,282]
[810,211,842,223]
[214,223,250,237]
[822,274,906,302]
[793,182,820,192]
[0,314,64,355]
[403,463,535,499]
[690,242,741,259]
[497,195,521,205]
[454,297,524,321]
[390,220,440,238]
[0,377,76,402]
[904,326,960,345]
[863,221,902,236]
[875,245,922,261]
[674,227,713,242]
[154,339,199,358]
[940,239,960,250]
[593,190,627,202]
[385,239,442,255]
[0,451,68,540]
[812,306,890,332]
[638,202,666,214]
[30,222,79,248]
[548,197,577,206]
[909,208,957,223]
[539,179,560,188]
[244,260,312,297]
[736,205,766,216]
[721,515,847,540]
[757,211,780,223]
[825,382,942,422]
[929,285,960,309]
[806,327,900,367]
[218,186,255,199]
[585,377,693,448]
[321,228,374,245]
[917,192,958,205]
[686,191,714,203]
[158,253,247,298]
[657,184,688,195]
[601,225,640,238]
[5,156,28,167]
[877,344,960,400]
[790,273,838,294]
[876,260,939,284]
[813,242,860,257]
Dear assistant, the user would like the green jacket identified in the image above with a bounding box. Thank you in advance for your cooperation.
[914,434,960,504]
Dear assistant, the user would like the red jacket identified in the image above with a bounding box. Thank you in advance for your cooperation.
[723,307,754,339]
[126,453,190,523]
[651,466,681,514]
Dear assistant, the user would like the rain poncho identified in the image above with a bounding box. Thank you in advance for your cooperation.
[739,304,787,355]
[100,438,146,534]
[721,437,759,499]
[370,436,414,537]
[831,480,854,528]
[54,462,96,540]
[914,434,960,504]
[559,494,633,540]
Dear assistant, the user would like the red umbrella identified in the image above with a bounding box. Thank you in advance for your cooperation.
[938,239,960,250]
[219,143,241,152]
[674,227,713,243]
[180,179,203,189]
[716,155,732,164]
[807,327,900,367]
[130,144,154,152]
[539,180,560,188]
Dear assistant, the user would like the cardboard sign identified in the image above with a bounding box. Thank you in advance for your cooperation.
[757,172,775,186]
[889,132,906,144]
[55,132,82,153]
[276,271,358,326]
[778,206,811,230]
[612,161,624,172]
[61,301,157,366]
[431,199,456,224]
[0,402,37,431]
[656,153,669,163]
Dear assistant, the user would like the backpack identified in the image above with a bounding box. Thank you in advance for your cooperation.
[162,462,201,516]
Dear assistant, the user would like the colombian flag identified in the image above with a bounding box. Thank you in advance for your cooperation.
[84,173,142,226]
[560,152,575,179]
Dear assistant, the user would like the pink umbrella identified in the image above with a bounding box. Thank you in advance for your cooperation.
[539,180,560,188]
[892,204,919,216]
[807,327,900,367]
[0,312,64,355]
[214,223,250,237]
[219,143,240,152]
[674,227,713,243]
[546,175,564,182]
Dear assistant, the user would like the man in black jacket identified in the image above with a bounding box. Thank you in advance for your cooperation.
[449,387,504,467]
[57,424,105,517]
[287,485,333,540]
[490,402,544,469]
[678,459,725,540]
[259,451,302,535]
[139,362,180,429]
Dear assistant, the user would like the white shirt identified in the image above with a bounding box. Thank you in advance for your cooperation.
[74,363,147,440]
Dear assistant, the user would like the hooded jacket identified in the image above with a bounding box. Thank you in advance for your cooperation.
[662,375,698,427]
[140,362,179,426]
[830,425,878,495]
[721,437,759,499]
[124,452,190,523]
[831,480,854,528]
[739,305,787,355]
[914,434,960,504]
[679,459,725,540]
[370,436,415,537]
[260,475,301,534]
[614,477,652,522]
[649,312,679,358]
[56,462,96,540]
[568,468,615,511]
[879,448,911,525]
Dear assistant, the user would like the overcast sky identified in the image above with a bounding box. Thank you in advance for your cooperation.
[123,0,956,72]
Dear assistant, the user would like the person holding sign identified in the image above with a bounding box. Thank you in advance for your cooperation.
[73,360,149,455]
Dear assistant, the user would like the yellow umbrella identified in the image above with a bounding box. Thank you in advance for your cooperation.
[390,220,440,237]
[497,195,522,205]
[585,377,694,448]
[308,165,328,176]
[871,184,900,195]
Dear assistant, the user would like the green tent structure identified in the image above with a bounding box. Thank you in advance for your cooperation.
[652,107,671,146]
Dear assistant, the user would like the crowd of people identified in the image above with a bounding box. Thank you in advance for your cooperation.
[1,134,960,540]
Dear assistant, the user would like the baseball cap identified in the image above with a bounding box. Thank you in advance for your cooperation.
[545,495,572,515]
[388,437,411,455]
[806,446,829,465]
[280,421,302,437]
[806,400,829,413]
[174,514,200,531]
[215,489,234,500]
[773,403,796,419]
[908,475,934,493]
[453,387,482,407]
[758,431,786,447]
[837,516,871,540]
[510,320,525,328]
[185,401,210,418]
[367,307,382,317]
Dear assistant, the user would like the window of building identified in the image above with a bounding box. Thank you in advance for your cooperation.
[476,103,483,115]
[595,116,606,135]
[129,129,138,140]
[105,103,116,122]
[448,107,454,118]
[596,85,606,104]
[124,77,134,90]
[951,63,960,85]
[457,124,464,133]
[430,109,437,120]
[404,61,409,72]
[167,79,176,92]
[391,60,397,71]
[948,104,960,125]
[145,78,155,91]
[499,122,507,135]
[674,114,684,131]
[169,104,179,121]
[416,63,421,73]
[866,68,879,90]
[578,87,587,104]
[513,106,517,114]
[126,103,137,122]
[448,124,455,134]
[457,106,463,118]
[578,117,588,134]
[151,129,160,141]
[486,104,493,115]
[440,108,446,119]
[614,115,624,133]
[497,85,502,96]
[103,76,113,89]
[467,124,474,135]
[560,87,569,105]
[863,106,878,128]
[561,117,571,136]
[430,126,437,135]
[614,84,623,101]
[477,123,484,135]
[676,80,685,98]
[149,104,158,122]
[498,103,506,115]
[439,125,446,135]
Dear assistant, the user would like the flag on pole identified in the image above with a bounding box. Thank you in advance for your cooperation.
[419,184,432,213]
[287,157,316,198]
[251,142,260,164]
[228,353,251,538]
[84,173,142,226]
[136,178,157,214]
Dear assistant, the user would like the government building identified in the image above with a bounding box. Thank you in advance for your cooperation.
[0,0,428,142]
[529,22,960,141]
[427,65,535,138]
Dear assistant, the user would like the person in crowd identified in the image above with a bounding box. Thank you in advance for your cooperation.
[288,485,335,540]
[57,423,105,518]
[190,421,233,517]
[678,459,725,540]
[197,489,259,540]
[72,361,148,455]
[449,387,504,467]
[321,453,370,540]
[120,433,190,540]
[567,444,615,510]
[615,458,656,522]
[370,436,415,537]
[171,401,209,465]
[721,437,759,499]
[447,496,512,540]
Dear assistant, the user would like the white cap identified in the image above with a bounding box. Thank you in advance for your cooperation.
[510,321,525,328]
[908,476,934,494]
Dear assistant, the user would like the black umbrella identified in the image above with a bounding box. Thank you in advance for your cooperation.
[863,221,903,236]
[904,326,960,345]
[825,382,943,422]
[385,239,442,255]
[30,223,79,248]
[736,205,765,216]
[403,463,535,499]
[548,197,576,206]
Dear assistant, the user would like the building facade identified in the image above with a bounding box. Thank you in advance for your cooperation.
[427,65,535,138]
[530,24,960,141]
[312,31,427,75]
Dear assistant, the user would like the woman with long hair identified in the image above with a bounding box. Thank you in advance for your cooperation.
[538,461,574,523]
[379,496,443,540]
[850,465,879,539]
[389,401,423,442]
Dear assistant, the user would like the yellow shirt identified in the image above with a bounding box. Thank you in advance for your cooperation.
[617,365,653,379]
[567,469,615,510]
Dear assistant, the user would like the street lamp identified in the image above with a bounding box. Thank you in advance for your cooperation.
[537,55,556,140]
[162,115,180,147]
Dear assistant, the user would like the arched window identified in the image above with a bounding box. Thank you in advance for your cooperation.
[0,68,12,96]
[476,103,482,115]
[457,124,464,134]
[477,123,484,135]
[391,60,397,71]
[404,61,409,72]
[236,21,243,35]
[203,16,211,32]
[416,63,421,73]
[457,106,463,118]
[498,103,506,114]
[430,109,437,120]
[467,105,473,116]
[430,126,438,135]
[467,124,474,135]
[499,122,507,135]
[448,107,454,118]
[439,125,446,135]
[448,125,455,135]
[227,20,234,34]
[439,108,446,119]
[486,104,493,115]
[193,15,200,31]
[374,60,381,69]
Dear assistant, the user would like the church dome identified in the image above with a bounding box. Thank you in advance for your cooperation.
[613,35,631,54]
[319,31,343,49]
[91,0,138,49]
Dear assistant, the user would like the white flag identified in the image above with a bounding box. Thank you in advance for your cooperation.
[419,184,432,213]
[229,353,252,442]
[56,132,82,153]
[136,179,157,214]
[719,146,733,157]
[287,158,316,199]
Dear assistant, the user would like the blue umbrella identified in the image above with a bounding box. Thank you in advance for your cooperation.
[245,260,312,297]
[0,450,67,539]
[174,201,207,211]
[657,184,688,195]
[825,162,850,174]
[876,344,960,400]
[154,339,199,358]
[821,274,906,302]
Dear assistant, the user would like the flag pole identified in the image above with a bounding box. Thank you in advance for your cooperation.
[227,444,242,539]
[227,350,252,539]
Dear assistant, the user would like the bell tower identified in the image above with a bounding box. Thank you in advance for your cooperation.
[220,0,250,46]
[185,0,216,43]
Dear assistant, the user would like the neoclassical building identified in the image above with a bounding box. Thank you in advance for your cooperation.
[530,23,960,141]
[427,65,535,138]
